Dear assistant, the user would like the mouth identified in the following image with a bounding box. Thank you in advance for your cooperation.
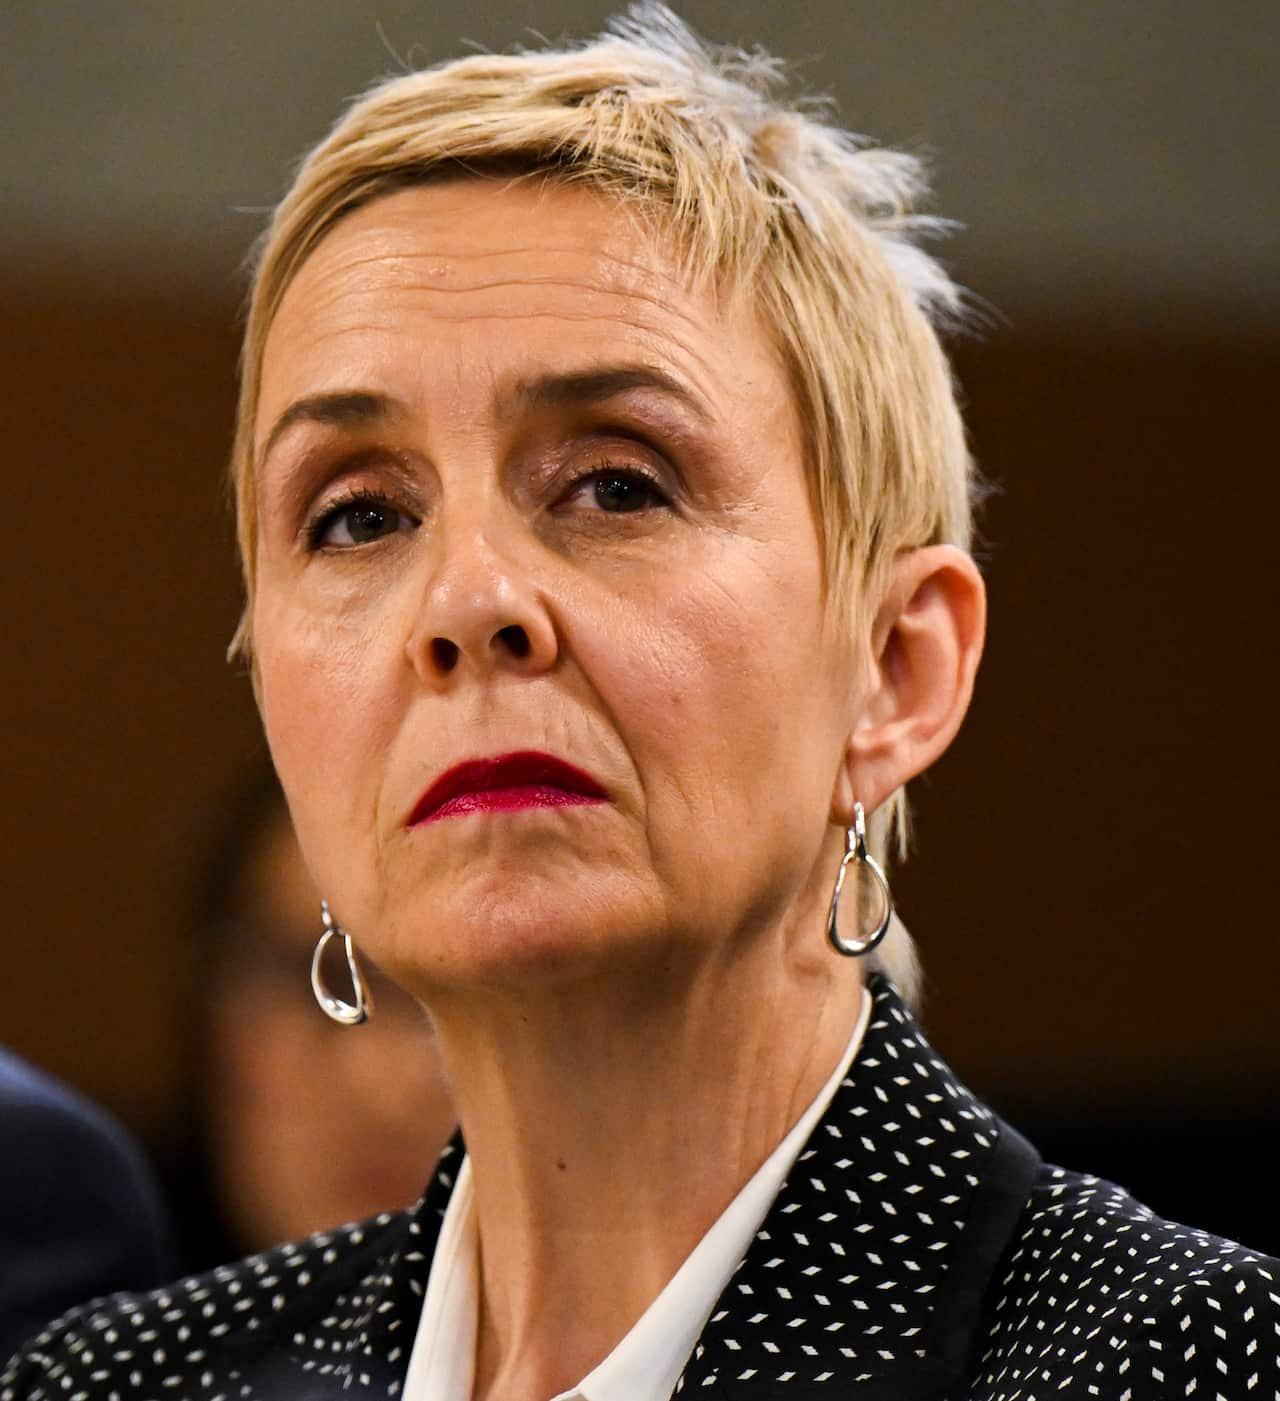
[407,750,609,825]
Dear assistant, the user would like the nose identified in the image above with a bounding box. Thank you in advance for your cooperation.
[405,515,559,687]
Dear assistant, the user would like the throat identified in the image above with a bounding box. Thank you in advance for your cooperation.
[432,978,867,1401]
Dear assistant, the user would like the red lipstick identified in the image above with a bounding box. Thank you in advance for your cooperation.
[408,751,608,825]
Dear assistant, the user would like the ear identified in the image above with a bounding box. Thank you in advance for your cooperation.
[831,545,986,822]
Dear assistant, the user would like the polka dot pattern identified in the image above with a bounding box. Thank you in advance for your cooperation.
[973,1170,1280,1398]
[5,979,1277,1398]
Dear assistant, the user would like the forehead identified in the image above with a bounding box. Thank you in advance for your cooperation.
[282,176,686,311]
[256,178,790,443]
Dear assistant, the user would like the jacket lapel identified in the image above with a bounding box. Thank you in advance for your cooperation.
[675,978,1040,1399]
[256,1138,466,1398]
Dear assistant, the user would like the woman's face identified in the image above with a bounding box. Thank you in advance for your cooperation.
[252,179,864,998]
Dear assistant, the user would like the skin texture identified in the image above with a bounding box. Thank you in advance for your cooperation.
[251,177,985,1400]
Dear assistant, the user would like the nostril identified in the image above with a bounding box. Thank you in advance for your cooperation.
[496,624,531,659]
[431,637,460,672]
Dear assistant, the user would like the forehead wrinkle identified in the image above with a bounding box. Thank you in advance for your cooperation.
[277,279,730,421]
[343,293,712,359]
[359,275,705,329]
[293,233,703,316]
[282,299,716,368]
[296,264,708,342]
[304,214,684,280]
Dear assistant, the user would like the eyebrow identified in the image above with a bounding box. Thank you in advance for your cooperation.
[511,365,711,423]
[258,390,403,467]
[258,364,710,469]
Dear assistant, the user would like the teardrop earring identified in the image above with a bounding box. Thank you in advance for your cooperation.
[310,900,372,1025]
[825,801,893,957]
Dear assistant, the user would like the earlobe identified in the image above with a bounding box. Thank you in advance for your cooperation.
[839,545,986,818]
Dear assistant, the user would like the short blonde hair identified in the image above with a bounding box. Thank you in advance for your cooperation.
[230,4,977,1003]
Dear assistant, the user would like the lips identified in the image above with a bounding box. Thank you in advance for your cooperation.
[407,750,609,825]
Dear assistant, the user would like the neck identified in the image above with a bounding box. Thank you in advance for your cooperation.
[427,900,866,1401]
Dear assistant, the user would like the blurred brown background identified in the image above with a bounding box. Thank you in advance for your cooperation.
[2,2,1277,1248]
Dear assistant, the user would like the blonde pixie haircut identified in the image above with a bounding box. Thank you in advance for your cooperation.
[230,4,977,1003]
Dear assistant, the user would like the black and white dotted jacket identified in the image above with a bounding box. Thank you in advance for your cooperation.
[5,978,1278,1399]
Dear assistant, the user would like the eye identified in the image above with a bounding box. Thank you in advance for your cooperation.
[307,492,417,550]
[565,466,670,514]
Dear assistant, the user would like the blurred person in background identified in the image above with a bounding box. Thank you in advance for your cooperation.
[168,764,456,1270]
[6,7,1278,1400]
[0,1052,173,1361]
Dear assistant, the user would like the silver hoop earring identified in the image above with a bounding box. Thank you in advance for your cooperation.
[826,801,893,958]
[310,900,371,1025]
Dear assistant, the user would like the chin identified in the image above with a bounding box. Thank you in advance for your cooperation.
[382,869,661,995]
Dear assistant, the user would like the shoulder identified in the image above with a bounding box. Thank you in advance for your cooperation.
[0,1210,412,1400]
[974,1163,1280,1398]
[0,1051,175,1362]
[0,1048,112,1137]
[0,1050,154,1199]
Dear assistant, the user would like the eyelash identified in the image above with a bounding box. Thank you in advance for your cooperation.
[563,460,671,511]
[303,460,671,552]
[304,487,410,552]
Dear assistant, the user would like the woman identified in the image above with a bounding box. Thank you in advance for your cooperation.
[5,8,1276,1399]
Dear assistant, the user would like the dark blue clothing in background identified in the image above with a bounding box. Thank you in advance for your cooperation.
[0,1050,174,1362]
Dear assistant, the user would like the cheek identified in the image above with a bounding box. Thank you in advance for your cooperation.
[255,605,398,905]
[587,534,835,818]
[588,559,839,934]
